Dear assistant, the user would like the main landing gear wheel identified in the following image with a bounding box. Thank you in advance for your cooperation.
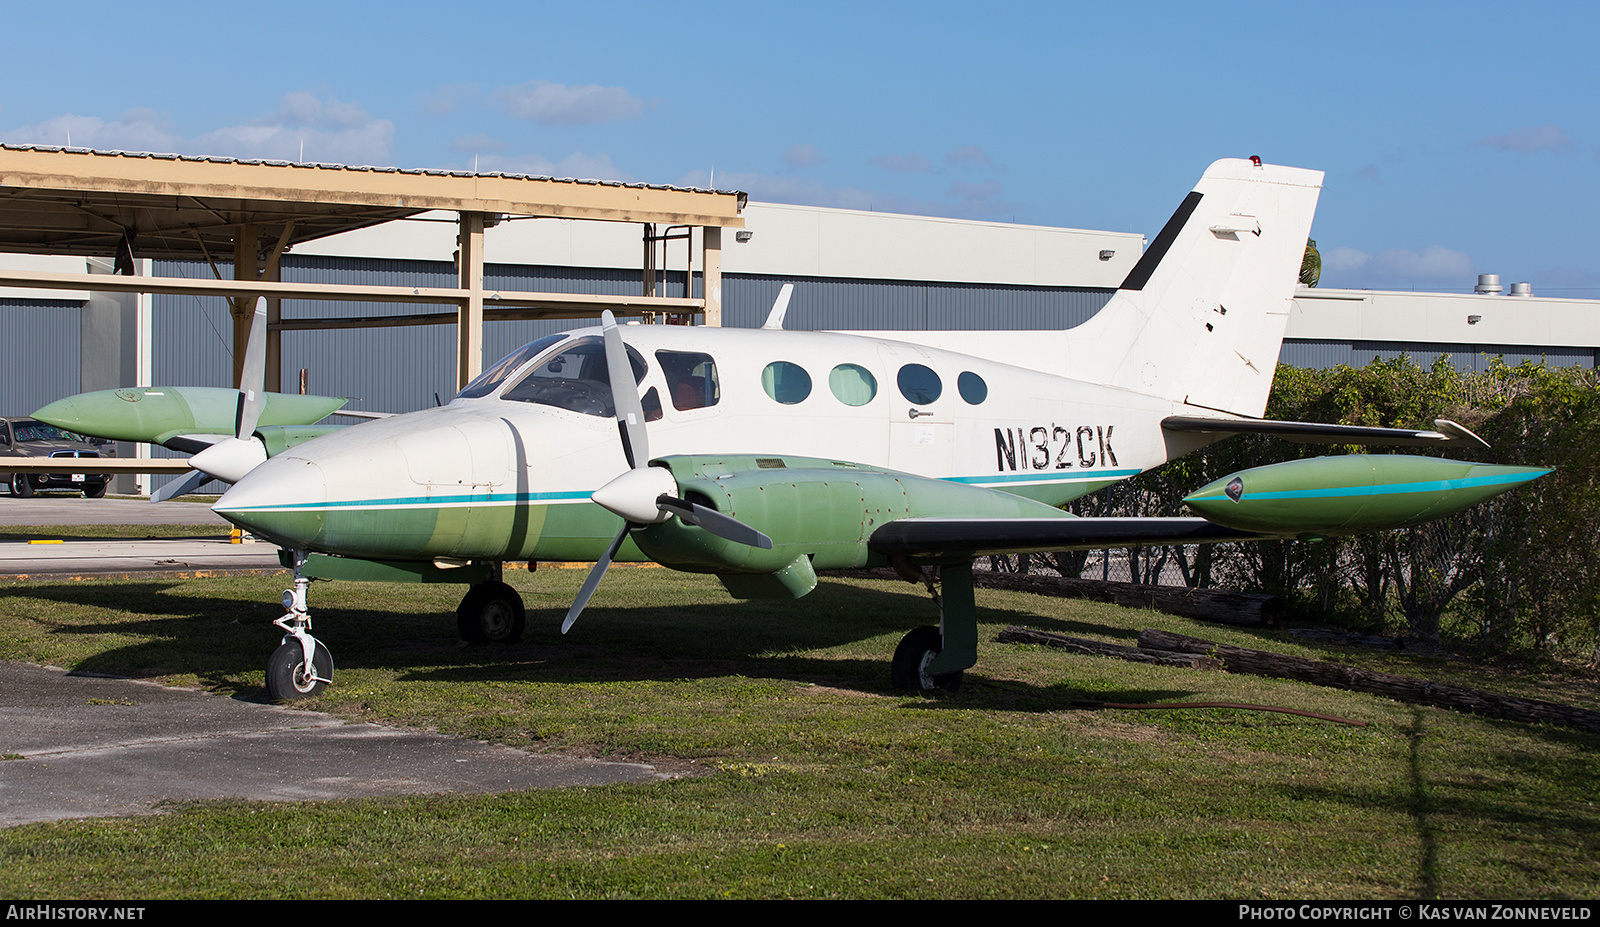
[891,625,963,694]
[457,580,526,645]
[266,639,333,700]
[11,475,32,498]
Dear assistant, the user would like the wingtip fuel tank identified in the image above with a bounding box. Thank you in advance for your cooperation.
[1184,455,1550,536]
[34,387,348,447]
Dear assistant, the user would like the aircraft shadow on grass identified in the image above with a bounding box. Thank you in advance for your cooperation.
[4,577,1207,711]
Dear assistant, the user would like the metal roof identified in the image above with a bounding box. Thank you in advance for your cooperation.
[0,144,745,260]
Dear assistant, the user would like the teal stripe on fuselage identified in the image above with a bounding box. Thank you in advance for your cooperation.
[1239,471,1539,501]
[224,471,1141,514]
[220,490,594,512]
[948,468,1141,487]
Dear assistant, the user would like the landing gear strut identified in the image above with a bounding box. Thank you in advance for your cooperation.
[890,560,979,694]
[456,564,526,645]
[265,550,334,701]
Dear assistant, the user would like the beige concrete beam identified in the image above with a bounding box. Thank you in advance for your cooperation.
[0,147,745,228]
[0,269,706,312]
[3,459,194,474]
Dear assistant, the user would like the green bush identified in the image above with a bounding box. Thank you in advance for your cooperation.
[1090,356,1600,662]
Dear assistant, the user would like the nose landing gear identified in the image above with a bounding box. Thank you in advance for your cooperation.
[265,550,334,701]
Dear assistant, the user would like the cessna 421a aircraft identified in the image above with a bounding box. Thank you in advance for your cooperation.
[37,158,1548,700]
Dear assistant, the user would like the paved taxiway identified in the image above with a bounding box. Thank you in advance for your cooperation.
[0,497,681,827]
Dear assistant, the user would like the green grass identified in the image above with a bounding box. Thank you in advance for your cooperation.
[1,564,1596,899]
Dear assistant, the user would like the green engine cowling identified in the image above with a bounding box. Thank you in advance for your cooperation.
[632,455,1070,598]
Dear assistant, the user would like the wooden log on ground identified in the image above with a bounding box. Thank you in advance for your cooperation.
[976,573,1282,626]
[996,626,1220,668]
[822,568,1282,627]
[1137,628,1600,734]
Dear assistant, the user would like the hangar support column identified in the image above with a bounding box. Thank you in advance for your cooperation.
[456,211,486,388]
[703,226,722,327]
[230,221,293,393]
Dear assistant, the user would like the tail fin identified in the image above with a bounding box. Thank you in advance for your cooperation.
[1072,158,1323,417]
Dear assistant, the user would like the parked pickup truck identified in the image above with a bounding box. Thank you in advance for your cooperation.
[0,417,113,498]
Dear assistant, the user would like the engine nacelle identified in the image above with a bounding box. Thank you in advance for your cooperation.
[633,455,1069,584]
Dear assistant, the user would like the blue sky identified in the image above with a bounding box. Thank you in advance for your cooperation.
[3,1,1596,294]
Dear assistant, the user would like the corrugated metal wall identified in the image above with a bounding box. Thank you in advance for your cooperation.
[10,257,1598,431]
[0,298,80,417]
[720,274,1112,331]
[144,257,1120,417]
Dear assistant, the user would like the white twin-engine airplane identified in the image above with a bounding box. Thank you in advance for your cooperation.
[157,158,1540,700]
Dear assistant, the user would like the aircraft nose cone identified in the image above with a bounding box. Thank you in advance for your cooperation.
[213,456,329,550]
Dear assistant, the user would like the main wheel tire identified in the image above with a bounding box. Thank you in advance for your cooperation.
[84,482,108,499]
[265,640,333,701]
[456,580,526,645]
[11,475,33,498]
[891,625,963,693]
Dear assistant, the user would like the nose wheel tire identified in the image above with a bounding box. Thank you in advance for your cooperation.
[891,625,963,693]
[266,640,333,701]
[457,580,527,645]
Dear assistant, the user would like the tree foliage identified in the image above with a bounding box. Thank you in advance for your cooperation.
[1087,356,1600,662]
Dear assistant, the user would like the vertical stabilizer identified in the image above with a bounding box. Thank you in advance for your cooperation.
[1071,159,1323,417]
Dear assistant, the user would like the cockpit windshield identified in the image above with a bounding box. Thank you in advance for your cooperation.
[455,334,570,400]
[501,335,649,417]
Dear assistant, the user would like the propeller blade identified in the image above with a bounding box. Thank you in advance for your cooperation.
[562,524,631,633]
[656,495,775,549]
[235,297,268,440]
[150,468,210,503]
[600,310,649,469]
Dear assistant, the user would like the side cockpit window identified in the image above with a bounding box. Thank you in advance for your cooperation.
[455,334,568,400]
[657,350,721,411]
[502,336,648,417]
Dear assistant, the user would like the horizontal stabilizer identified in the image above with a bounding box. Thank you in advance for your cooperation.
[1162,415,1490,449]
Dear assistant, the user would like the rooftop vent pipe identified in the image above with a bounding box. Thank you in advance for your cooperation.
[1509,282,1533,297]
[1475,274,1503,295]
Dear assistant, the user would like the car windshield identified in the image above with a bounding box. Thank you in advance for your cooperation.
[454,334,570,400]
[11,421,73,442]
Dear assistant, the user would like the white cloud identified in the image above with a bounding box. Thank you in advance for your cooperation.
[422,83,478,117]
[1,94,395,166]
[870,152,932,173]
[469,151,630,181]
[1475,124,1576,154]
[946,145,998,170]
[493,81,644,125]
[451,134,507,153]
[1323,245,1475,289]
[2,108,180,152]
[781,144,827,168]
[197,94,394,165]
